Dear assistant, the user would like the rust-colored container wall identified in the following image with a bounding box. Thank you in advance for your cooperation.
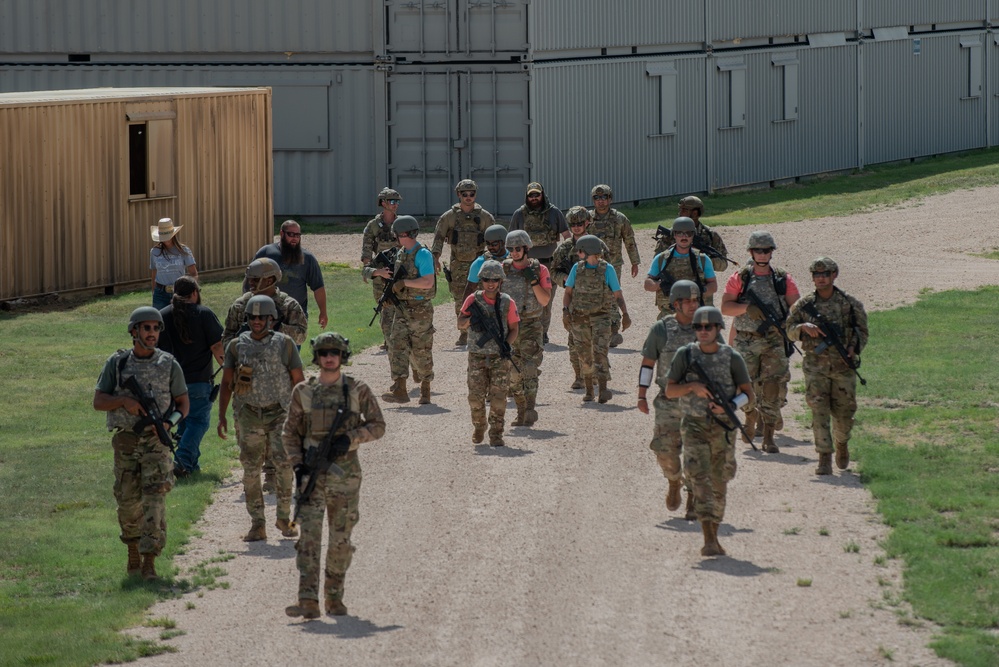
[0,87,272,301]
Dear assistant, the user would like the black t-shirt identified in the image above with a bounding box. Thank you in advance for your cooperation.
[159,304,224,384]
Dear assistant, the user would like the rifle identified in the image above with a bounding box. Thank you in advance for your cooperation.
[442,262,453,284]
[122,375,180,451]
[801,301,867,386]
[744,288,801,358]
[370,246,398,271]
[292,385,349,525]
[468,300,520,372]
[686,353,757,451]
[368,264,408,326]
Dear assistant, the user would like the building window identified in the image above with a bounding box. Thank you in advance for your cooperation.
[961,36,982,99]
[772,54,799,121]
[127,117,175,199]
[646,61,678,136]
[717,58,746,128]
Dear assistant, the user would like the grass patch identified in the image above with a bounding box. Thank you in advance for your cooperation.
[796,578,813,587]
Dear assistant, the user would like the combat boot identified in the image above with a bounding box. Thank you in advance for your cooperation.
[140,553,158,581]
[472,423,486,444]
[524,397,538,426]
[609,324,623,348]
[762,425,779,453]
[598,379,612,404]
[412,367,421,383]
[711,522,726,556]
[583,376,594,402]
[419,381,431,405]
[684,490,697,521]
[835,442,850,470]
[381,378,410,403]
[456,331,468,346]
[285,598,321,620]
[666,480,682,511]
[126,543,141,577]
[741,412,757,444]
[489,431,505,447]
[815,452,833,475]
[243,522,267,542]
[275,518,298,538]
[511,396,527,426]
[325,598,348,616]
[571,375,583,390]
[700,521,724,557]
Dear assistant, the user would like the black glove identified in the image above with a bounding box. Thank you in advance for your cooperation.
[330,435,351,459]
[293,463,308,488]
[524,263,540,285]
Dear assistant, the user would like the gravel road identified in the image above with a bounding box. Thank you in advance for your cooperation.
[132,187,999,666]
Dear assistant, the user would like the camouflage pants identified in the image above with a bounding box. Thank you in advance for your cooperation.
[608,264,623,332]
[539,258,555,336]
[511,317,543,401]
[569,311,611,380]
[371,279,397,344]
[681,417,737,523]
[803,359,857,454]
[447,259,474,320]
[112,431,173,555]
[236,404,293,524]
[294,452,362,603]
[568,328,580,378]
[468,353,512,437]
[650,394,685,485]
[734,331,789,430]
[389,299,435,382]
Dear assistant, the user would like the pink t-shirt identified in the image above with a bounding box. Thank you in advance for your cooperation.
[460,293,521,325]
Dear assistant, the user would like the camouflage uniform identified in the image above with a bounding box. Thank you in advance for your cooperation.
[283,375,385,608]
[567,259,613,382]
[553,237,608,380]
[510,189,568,336]
[502,257,544,407]
[667,343,750,523]
[431,203,495,319]
[649,247,710,318]
[786,288,869,456]
[388,242,436,382]
[222,289,308,350]
[465,292,516,441]
[97,349,186,556]
[655,222,729,279]
[361,213,400,342]
[225,330,302,528]
[589,207,640,333]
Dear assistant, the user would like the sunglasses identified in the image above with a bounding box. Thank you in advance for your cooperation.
[673,231,693,238]
[750,248,773,254]
[385,199,400,205]
[510,246,527,252]
[137,323,162,333]
[692,323,718,331]
[283,231,302,238]
[317,349,342,358]
[569,222,586,227]
[527,192,542,198]
[592,195,609,201]
[812,271,833,278]
[460,191,476,198]
[247,314,270,321]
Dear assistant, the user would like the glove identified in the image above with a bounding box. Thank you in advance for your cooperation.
[500,341,514,358]
[745,304,764,320]
[524,263,540,285]
[330,434,351,459]
[621,312,632,331]
[562,309,572,331]
[392,279,406,294]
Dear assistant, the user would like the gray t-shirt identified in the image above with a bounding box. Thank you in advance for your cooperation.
[252,243,324,315]
[509,206,569,260]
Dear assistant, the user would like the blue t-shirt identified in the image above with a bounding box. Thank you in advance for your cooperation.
[647,249,715,280]
[412,246,435,277]
[467,251,510,283]
[565,261,620,291]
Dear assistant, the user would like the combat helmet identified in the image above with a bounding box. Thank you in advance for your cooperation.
[392,215,420,237]
[311,331,351,365]
[671,216,696,233]
[590,184,613,198]
[678,196,704,213]
[691,306,725,329]
[246,257,283,284]
[128,306,163,334]
[747,231,777,250]
[505,229,533,249]
[244,294,278,321]
[455,179,477,195]
[809,256,839,274]
[478,260,506,281]
[377,187,402,205]
[484,224,509,243]
[575,234,604,256]
[566,205,591,226]
[669,280,701,304]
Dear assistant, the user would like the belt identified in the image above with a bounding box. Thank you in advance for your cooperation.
[155,284,174,293]
[240,403,283,418]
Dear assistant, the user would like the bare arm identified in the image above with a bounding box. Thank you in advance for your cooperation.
[314,286,328,329]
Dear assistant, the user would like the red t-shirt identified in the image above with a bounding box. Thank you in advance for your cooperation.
[460,293,521,325]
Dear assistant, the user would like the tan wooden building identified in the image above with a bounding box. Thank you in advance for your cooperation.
[0,87,272,301]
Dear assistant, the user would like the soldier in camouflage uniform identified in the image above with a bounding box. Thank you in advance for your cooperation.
[588,184,641,347]
[553,206,609,389]
[457,260,520,447]
[644,217,717,320]
[501,230,552,427]
[361,187,403,347]
[93,307,189,580]
[562,235,632,403]
[720,231,801,454]
[373,215,437,405]
[786,257,869,475]
[460,224,511,302]
[217,295,305,542]
[654,196,731,297]
[509,181,570,343]
[638,281,701,520]
[665,307,754,557]
[431,179,496,346]
[283,333,385,619]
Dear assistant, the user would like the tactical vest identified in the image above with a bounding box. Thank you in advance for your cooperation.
[371,215,397,254]
[589,209,622,264]
[394,243,437,301]
[233,331,295,409]
[679,344,737,418]
[653,247,708,310]
[798,289,863,355]
[467,292,514,356]
[106,349,176,431]
[230,289,303,342]
[447,205,486,262]
[655,317,696,391]
[501,258,543,320]
[520,206,558,247]
[298,376,364,453]
[571,259,611,315]
[655,224,716,256]
[734,266,787,334]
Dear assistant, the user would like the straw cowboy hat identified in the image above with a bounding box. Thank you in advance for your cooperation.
[151,217,182,242]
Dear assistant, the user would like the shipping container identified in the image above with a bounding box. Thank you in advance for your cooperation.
[709,0,856,45]
[863,0,984,31]
[383,0,529,61]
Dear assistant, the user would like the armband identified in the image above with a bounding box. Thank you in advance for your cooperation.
[638,364,655,389]
[731,392,749,410]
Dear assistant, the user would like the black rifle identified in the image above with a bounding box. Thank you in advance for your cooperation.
[801,301,868,386]
[292,386,349,525]
[468,300,519,372]
[122,375,178,451]
[208,366,223,403]
[744,289,801,358]
[370,246,398,271]
[686,353,757,451]
[442,263,453,284]
[368,264,408,326]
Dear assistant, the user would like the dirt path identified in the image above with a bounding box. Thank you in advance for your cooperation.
[132,187,999,666]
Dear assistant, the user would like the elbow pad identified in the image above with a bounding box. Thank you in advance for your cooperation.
[638,364,655,389]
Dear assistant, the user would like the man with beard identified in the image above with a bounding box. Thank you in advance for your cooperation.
[509,182,570,343]
[588,184,641,347]
[250,220,328,329]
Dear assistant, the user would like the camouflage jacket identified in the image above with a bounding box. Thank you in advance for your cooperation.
[589,207,640,267]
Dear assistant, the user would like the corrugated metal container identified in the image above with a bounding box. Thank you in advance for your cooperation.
[382,63,531,217]
[0,0,373,59]
[0,87,271,300]
[709,0,856,44]
[863,0,984,30]
[863,32,986,165]
[709,45,858,189]
[530,56,709,206]
[529,0,703,57]
[384,0,528,59]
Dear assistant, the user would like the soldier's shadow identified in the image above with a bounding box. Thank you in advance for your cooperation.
[392,404,451,415]
[581,402,631,413]
[544,343,568,352]
[511,427,565,440]
[809,471,862,488]
[474,444,533,457]
[740,450,812,466]
[655,517,700,533]
[297,616,404,638]
[693,556,771,577]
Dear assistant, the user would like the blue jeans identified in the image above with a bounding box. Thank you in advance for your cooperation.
[175,382,212,472]
[153,286,172,310]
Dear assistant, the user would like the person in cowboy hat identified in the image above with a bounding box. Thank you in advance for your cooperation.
[150,217,198,309]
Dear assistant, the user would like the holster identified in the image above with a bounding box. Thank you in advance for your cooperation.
[233,363,253,396]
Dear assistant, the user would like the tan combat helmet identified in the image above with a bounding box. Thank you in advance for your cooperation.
[505,229,533,249]
[455,179,477,195]
[590,184,613,199]
[311,331,351,365]
[478,259,506,281]
[691,306,725,329]
[809,256,838,273]
[747,231,777,250]
[377,187,402,205]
